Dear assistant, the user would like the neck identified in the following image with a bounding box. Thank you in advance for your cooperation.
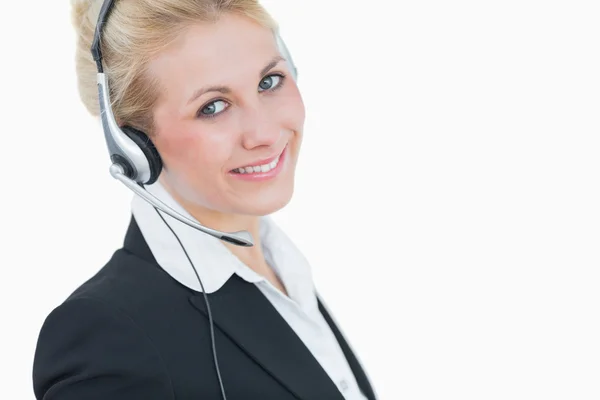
[200,212,271,275]
[160,181,268,273]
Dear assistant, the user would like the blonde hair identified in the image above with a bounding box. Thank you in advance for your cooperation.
[71,0,278,135]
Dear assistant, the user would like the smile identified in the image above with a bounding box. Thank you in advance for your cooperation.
[232,154,281,174]
[229,145,288,182]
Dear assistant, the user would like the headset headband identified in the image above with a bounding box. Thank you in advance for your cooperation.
[89,0,296,186]
[88,0,294,247]
[91,0,117,73]
[90,0,296,77]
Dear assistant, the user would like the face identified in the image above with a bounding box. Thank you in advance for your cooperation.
[148,13,305,217]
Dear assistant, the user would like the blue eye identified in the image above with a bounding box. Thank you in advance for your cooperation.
[198,100,228,118]
[258,74,284,92]
[197,73,285,119]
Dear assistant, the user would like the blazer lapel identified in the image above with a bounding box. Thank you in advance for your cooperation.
[318,298,378,400]
[123,216,365,399]
[189,276,344,400]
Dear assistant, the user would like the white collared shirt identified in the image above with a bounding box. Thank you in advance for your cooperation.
[131,182,367,400]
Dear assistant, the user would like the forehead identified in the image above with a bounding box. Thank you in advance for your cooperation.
[148,14,279,104]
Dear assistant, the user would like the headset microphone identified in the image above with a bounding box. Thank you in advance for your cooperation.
[108,164,253,246]
[96,70,255,247]
[91,2,297,398]
[93,20,296,249]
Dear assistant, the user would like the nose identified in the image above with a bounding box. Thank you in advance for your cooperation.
[239,104,282,150]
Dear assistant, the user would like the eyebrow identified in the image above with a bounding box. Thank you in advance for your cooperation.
[186,55,286,105]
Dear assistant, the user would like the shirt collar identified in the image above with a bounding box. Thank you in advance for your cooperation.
[131,181,316,307]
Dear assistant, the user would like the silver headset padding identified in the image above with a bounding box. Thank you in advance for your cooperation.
[97,73,152,184]
[276,33,297,81]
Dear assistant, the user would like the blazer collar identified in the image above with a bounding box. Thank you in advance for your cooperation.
[123,214,155,265]
[123,216,376,400]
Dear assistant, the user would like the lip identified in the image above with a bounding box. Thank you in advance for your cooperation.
[228,145,288,182]
[231,147,286,171]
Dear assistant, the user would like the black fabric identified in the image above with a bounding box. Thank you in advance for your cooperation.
[32,216,376,399]
[319,302,378,400]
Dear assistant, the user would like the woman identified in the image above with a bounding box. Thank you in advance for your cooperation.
[33,0,377,399]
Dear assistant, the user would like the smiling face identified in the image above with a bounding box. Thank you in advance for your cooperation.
[147,13,305,218]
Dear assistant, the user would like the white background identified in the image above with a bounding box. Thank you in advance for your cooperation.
[1,0,599,398]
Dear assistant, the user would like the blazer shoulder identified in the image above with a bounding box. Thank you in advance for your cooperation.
[33,295,175,400]
[67,248,190,315]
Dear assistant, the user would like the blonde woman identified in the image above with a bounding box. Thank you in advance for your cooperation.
[32,1,377,399]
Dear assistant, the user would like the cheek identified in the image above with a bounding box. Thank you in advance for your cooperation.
[157,126,234,178]
[287,87,306,129]
[157,129,234,207]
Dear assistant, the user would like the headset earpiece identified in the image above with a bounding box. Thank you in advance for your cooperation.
[121,126,163,185]
[95,24,293,190]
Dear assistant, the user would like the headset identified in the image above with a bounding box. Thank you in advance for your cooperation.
[91,1,298,399]
[91,0,298,247]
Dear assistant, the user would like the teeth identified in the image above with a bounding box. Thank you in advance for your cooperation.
[234,154,281,174]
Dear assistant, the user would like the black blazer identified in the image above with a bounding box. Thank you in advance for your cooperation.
[33,217,377,399]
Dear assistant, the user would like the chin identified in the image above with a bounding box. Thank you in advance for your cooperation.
[238,184,295,216]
